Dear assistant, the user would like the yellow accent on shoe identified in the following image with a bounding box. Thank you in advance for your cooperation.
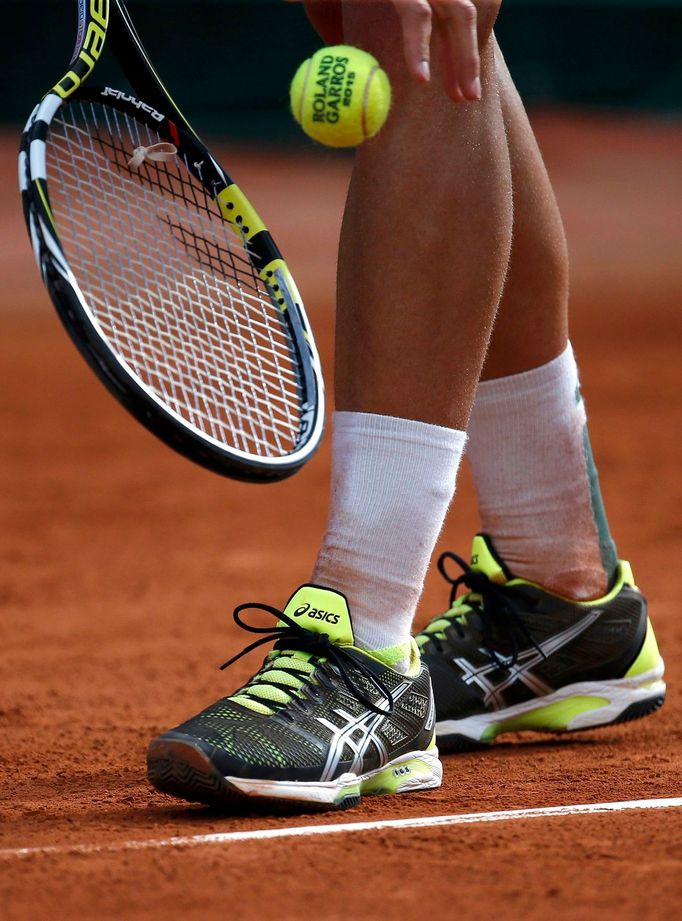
[232,585,358,714]
[361,755,438,795]
[481,696,609,740]
[230,649,318,714]
[625,619,663,678]
[470,534,508,584]
[366,638,421,676]
[359,744,442,796]
[281,584,355,645]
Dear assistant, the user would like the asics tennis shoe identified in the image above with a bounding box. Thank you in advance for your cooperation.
[416,534,665,751]
[148,585,441,809]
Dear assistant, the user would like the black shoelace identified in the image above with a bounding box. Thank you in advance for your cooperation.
[434,552,545,667]
[219,602,396,716]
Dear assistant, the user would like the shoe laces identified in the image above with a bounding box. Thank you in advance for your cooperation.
[417,552,544,667]
[219,602,395,717]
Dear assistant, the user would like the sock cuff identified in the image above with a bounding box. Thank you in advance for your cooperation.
[474,342,578,406]
[313,410,467,653]
[333,410,467,452]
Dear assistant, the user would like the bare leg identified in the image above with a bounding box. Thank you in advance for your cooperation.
[335,7,512,429]
[481,50,568,379]
[468,50,617,596]
[308,3,513,653]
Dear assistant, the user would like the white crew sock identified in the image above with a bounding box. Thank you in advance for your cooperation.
[467,342,617,599]
[312,411,466,659]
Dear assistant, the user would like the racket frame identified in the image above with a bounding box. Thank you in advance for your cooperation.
[18,0,325,482]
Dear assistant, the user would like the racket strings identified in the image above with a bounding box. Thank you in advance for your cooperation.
[112,103,298,451]
[45,99,302,457]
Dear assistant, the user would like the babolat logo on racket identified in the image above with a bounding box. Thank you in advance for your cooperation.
[100,88,165,122]
[293,603,340,625]
[55,0,109,98]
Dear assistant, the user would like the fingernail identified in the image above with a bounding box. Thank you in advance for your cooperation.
[417,61,430,83]
[471,77,482,99]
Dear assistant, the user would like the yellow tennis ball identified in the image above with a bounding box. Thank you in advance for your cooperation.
[290,45,391,148]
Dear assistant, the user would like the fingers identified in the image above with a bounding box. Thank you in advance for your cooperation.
[433,0,480,101]
[393,0,481,102]
[297,0,483,103]
[393,0,434,84]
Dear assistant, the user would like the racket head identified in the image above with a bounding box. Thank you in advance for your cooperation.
[20,87,324,482]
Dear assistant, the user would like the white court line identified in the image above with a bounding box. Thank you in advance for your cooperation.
[2,797,681,860]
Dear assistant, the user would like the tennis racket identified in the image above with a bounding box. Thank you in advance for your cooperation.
[19,0,324,482]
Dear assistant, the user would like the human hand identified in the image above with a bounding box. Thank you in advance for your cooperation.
[289,0,500,102]
[392,0,495,101]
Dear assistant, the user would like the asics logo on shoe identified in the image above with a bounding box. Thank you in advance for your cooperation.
[317,680,412,781]
[455,610,602,709]
[293,602,340,624]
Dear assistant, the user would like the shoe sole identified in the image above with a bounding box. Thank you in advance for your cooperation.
[436,665,666,753]
[147,737,442,810]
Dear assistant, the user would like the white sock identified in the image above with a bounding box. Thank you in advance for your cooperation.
[467,343,617,599]
[312,411,466,658]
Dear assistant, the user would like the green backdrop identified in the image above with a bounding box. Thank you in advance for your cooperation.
[4,1,681,138]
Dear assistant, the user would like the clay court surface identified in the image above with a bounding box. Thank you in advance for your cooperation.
[1,114,681,919]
